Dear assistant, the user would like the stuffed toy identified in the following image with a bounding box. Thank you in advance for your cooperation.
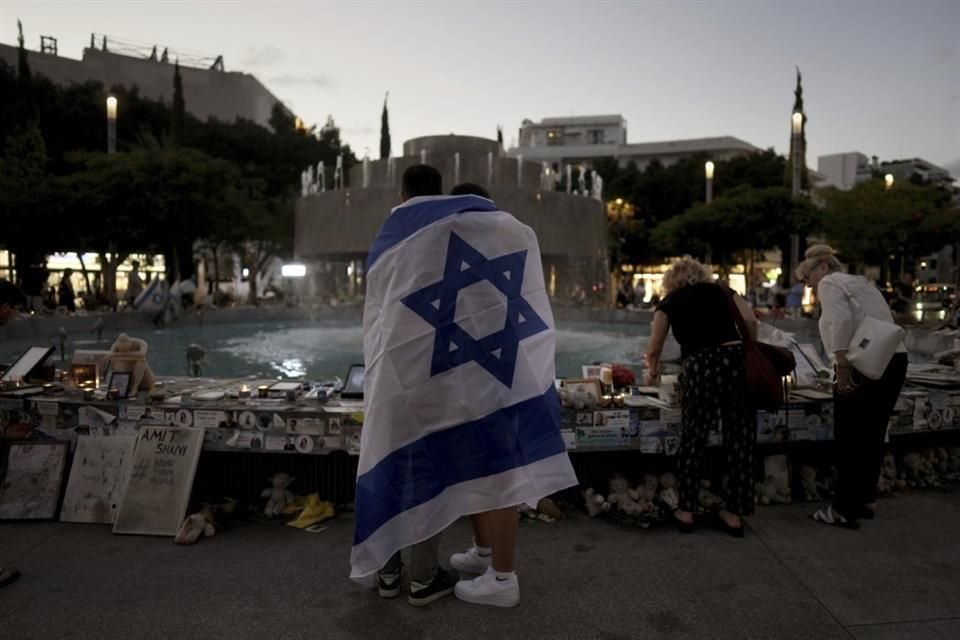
[262,472,296,517]
[109,333,155,395]
[658,472,679,510]
[636,474,660,512]
[607,474,644,516]
[698,479,722,511]
[947,447,960,478]
[901,452,930,488]
[537,497,564,520]
[560,388,597,411]
[175,505,216,545]
[583,488,611,517]
[877,454,901,493]
[800,466,822,502]
[756,475,792,505]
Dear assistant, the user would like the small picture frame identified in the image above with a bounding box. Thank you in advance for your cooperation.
[581,365,603,380]
[561,378,603,406]
[105,371,133,399]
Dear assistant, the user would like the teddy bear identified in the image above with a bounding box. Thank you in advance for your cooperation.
[756,475,792,505]
[582,487,611,517]
[698,479,722,511]
[560,387,597,411]
[658,472,679,510]
[636,474,660,512]
[880,454,906,492]
[175,505,217,545]
[901,452,931,488]
[109,333,155,395]
[262,472,296,517]
[607,474,644,516]
[800,466,822,502]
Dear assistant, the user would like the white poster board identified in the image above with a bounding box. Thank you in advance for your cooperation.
[112,426,203,536]
[60,435,136,524]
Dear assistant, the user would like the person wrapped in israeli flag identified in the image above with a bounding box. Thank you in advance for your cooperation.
[351,185,577,580]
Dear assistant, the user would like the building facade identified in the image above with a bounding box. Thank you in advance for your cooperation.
[294,136,608,304]
[817,152,873,190]
[510,114,759,171]
[0,39,284,127]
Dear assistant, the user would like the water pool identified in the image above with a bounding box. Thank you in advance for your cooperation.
[1,320,650,382]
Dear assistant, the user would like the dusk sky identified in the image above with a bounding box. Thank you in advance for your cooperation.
[3,0,958,168]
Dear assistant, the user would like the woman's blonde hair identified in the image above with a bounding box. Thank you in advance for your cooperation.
[661,256,712,293]
[794,244,842,281]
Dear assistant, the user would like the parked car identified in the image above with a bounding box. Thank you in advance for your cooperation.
[913,283,958,321]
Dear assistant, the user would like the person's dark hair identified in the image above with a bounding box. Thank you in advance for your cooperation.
[0,280,27,307]
[450,182,490,198]
[401,164,442,199]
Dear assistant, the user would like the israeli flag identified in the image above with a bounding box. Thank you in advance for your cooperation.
[351,195,577,579]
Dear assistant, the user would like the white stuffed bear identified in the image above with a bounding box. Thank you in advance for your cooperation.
[262,472,296,517]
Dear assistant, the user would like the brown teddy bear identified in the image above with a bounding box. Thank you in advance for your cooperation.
[109,333,155,396]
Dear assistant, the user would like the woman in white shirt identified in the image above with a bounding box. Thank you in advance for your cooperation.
[795,245,908,529]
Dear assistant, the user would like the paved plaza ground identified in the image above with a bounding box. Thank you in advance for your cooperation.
[1,490,958,639]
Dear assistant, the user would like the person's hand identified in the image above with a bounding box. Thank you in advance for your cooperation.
[835,364,857,395]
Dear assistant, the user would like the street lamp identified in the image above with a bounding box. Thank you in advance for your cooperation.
[705,161,715,203]
[884,173,895,190]
[789,111,804,279]
[106,96,117,154]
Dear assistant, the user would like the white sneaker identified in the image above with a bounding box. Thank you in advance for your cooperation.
[454,567,520,608]
[450,545,492,574]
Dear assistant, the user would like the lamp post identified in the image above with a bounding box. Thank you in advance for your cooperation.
[705,160,715,204]
[789,111,803,275]
[106,96,117,154]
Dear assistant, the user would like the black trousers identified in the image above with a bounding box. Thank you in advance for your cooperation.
[832,353,908,517]
[677,344,755,516]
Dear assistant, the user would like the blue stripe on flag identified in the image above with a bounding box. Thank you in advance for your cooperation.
[366,195,499,272]
[353,385,563,545]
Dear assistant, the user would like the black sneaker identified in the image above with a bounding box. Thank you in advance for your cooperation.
[407,567,457,607]
[377,570,402,599]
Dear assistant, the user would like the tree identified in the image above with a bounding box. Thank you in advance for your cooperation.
[379,92,390,159]
[171,61,185,146]
[819,179,957,279]
[651,186,820,270]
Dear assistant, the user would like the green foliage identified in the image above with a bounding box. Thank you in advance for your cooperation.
[593,149,791,266]
[0,58,354,283]
[651,186,820,265]
[379,93,391,160]
[819,179,957,272]
[171,62,185,146]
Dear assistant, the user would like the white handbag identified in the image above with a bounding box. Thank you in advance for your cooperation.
[837,280,905,380]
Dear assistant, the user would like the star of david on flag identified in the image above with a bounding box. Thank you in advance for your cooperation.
[400,232,548,388]
[352,194,577,580]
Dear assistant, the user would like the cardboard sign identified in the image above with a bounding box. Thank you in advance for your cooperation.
[0,441,70,520]
[112,426,203,536]
[60,435,136,524]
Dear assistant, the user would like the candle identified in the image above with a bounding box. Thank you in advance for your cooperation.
[258,385,269,399]
[238,385,251,399]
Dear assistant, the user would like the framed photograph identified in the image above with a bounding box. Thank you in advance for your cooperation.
[1,346,56,383]
[106,371,133,399]
[561,378,603,406]
[581,365,603,380]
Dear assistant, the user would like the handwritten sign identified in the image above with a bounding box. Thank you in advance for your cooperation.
[113,426,203,536]
[60,435,136,524]
[0,441,70,520]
